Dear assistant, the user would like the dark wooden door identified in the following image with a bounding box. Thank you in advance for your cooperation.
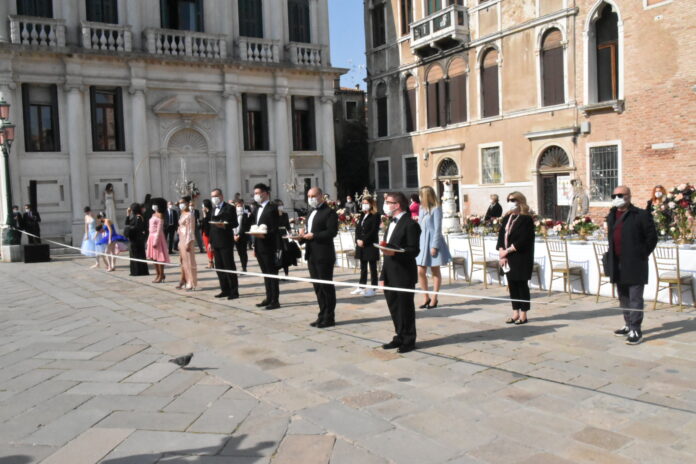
[541,174,569,221]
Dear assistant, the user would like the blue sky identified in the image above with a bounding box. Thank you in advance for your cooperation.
[329,0,367,89]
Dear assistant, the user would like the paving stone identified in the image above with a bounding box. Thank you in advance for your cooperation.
[92,344,149,363]
[187,398,257,434]
[0,444,58,463]
[78,395,174,413]
[219,410,289,457]
[330,438,389,464]
[124,363,179,384]
[140,370,205,397]
[572,425,633,451]
[359,427,460,464]
[103,430,228,462]
[164,384,229,413]
[97,411,199,432]
[158,456,269,464]
[20,408,111,446]
[300,401,393,440]
[55,370,132,383]
[272,434,335,464]
[0,380,78,422]
[35,351,102,360]
[66,382,151,396]
[40,427,134,464]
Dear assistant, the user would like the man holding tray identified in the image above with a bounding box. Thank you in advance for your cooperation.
[379,192,421,353]
[209,188,240,299]
[251,183,281,310]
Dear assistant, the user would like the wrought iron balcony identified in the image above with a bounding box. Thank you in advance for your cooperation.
[81,21,132,52]
[9,15,66,48]
[238,37,280,63]
[144,28,227,59]
[410,4,469,57]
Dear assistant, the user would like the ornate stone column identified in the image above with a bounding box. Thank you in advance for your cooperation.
[273,90,292,206]
[65,82,88,242]
[223,91,242,197]
[319,95,337,199]
[130,86,150,201]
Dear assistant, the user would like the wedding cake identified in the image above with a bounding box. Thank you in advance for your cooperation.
[249,224,268,234]
[441,181,461,233]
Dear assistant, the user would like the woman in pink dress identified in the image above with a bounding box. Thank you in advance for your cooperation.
[146,198,170,283]
[176,196,198,291]
[409,194,421,220]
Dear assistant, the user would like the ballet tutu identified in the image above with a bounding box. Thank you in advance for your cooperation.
[80,233,97,257]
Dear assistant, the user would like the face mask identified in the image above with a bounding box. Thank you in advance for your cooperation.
[152,205,159,212]
[490,199,496,204]
[655,191,663,198]
[168,205,174,210]
[211,197,222,207]
[278,206,284,212]
[236,207,243,214]
[253,194,263,204]
[361,203,370,212]
[13,209,18,213]
[612,197,626,208]
[308,197,318,209]
[383,203,394,217]
[25,208,30,212]
[506,201,518,213]
[179,203,187,210]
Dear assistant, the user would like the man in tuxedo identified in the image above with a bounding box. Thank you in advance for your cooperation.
[234,199,251,272]
[209,189,240,300]
[301,187,339,328]
[379,192,421,353]
[251,183,280,310]
[484,194,503,221]
[22,204,42,244]
[165,201,179,254]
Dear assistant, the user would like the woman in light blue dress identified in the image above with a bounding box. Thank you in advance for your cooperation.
[80,207,97,258]
[416,186,451,309]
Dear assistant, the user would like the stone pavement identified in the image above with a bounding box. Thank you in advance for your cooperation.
[0,253,695,464]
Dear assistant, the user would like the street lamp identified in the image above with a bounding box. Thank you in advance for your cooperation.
[0,97,17,246]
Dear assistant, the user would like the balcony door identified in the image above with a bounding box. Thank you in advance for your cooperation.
[86,0,118,24]
[161,0,203,32]
[17,0,53,17]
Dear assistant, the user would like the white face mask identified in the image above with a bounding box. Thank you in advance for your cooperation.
[383,203,394,217]
[211,197,222,207]
[655,191,663,199]
[168,204,174,210]
[253,194,264,204]
[152,205,159,212]
[277,205,284,212]
[236,207,243,214]
[506,201,518,213]
[490,199,496,204]
[308,197,319,209]
[361,203,370,212]
[179,203,187,210]
[612,196,627,208]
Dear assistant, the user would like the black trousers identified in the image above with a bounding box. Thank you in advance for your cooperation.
[194,225,204,252]
[129,240,149,276]
[508,280,531,311]
[27,227,41,244]
[384,286,416,347]
[359,259,378,286]
[166,225,177,253]
[617,284,644,330]
[235,238,248,271]
[256,252,279,304]
[213,246,239,296]
[308,259,336,323]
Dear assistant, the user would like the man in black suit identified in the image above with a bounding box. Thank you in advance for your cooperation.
[209,189,240,300]
[251,183,280,310]
[233,199,251,272]
[165,201,179,254]
[484,194,503,221]
[379,192,421,353]
[301,187,339,328]
[22,204,42,244]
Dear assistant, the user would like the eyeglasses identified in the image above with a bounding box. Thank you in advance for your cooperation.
[385,201,398,205]
[610,193,625,199]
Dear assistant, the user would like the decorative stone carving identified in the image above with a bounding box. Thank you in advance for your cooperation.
[153,95,218,118]
[168,128,208,153]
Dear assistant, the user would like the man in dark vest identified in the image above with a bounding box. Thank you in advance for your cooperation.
[209,188,240,300]
[251,183,280,310]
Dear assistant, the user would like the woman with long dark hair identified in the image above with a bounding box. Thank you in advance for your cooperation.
[497,191,535,324]
[146,198,170,283]
[353,195,380,297]
[125,202,149,276]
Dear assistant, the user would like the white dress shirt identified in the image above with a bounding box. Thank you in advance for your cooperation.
[386,211,406,243]
[256,200,269,224]
[307,206,320,233]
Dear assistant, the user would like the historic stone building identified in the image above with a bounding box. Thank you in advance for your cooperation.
[364,0,695,219]
[0,0,343,243]
[333,80,368,201]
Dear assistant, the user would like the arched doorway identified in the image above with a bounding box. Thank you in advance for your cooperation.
[538,145,571,220]
[436,157,460,213]
[166,128,211,201]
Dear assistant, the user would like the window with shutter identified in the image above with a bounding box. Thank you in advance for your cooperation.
[376,160,390,190]
[288,0,311,43]
[426,65,444,128]
[594,4,619,102]
[541,29,564,106]
[481,49,499,117]
[17,0,53,17]
[243,94,269,151]
[376,83,388,137]
[372,4,386,47]
[404,75,417,132]
[292,96,315,151]
[90,87,125,151]
[447,58,467,124]
[22,84,60,152]
[86,0,119,24]
[239,0,263,38]
[400,0,413,36]
[160,0,203,32]
[404,157,418,188]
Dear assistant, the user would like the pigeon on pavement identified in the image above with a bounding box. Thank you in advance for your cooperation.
[169,353,193,367]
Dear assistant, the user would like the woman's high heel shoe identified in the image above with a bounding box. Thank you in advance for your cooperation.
[152,277,161,283]
[418,298,431,309]
[428,300,438,309]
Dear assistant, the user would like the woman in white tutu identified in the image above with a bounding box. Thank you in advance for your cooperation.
[81,207,97,257]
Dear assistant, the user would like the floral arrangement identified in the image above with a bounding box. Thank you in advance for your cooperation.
[572,216,599,238]
[551,220,570,237]
[664,183,696,242]
[483,217,502,235]
[465,215,482,233]
[533,217,555,236]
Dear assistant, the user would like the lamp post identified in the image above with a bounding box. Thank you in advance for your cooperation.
[0,97,17,246]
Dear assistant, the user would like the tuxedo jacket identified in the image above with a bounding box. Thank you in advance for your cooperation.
[379,214,421,288]
[302,203,338,263]
[165,208,179,230]
[209,202,238,249]
[236,212,252,242]
[252,202,279,254]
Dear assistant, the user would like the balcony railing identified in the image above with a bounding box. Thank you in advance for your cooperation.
[238,37,280,63]
[287,42,323,67]
[81,21,132,52]
[9,15,66,48]
[410,4,469,55]
[144,28,227,59]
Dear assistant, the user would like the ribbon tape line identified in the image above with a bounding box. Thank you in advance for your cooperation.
[3,226,659,313]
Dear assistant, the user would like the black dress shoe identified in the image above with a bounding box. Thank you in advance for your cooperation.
[265,303,280,310]
[214,292,229,298]
[382,341,400,350]
[317,321,335,328]
[397,345,416,353]
[255,300,269,307]
[309,320,320,327]
[227,293,240,300]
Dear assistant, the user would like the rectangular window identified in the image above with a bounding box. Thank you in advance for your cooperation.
[400,0,413,36]
[239,0,263,38]
[590,145,619,201]
[427,82,446,128]
[22,84,60,152]
[376,96,388,137]
[404,157,418,188]
[86,0,119,24]
[292,96,316,151]
[426,0,442,15]
[90,87,124,151]
[17,0,53,17]
[482,66,499,117]
[481,146,501,184]
[447,74,467,123]
[345,101,358,120]
[376,159,390,190]
[542,47,564,106]
[597,42,618,102]
[404,88,416,132]
[372,4,386,47]
[160,0,203,32]
[288,0,310,43]
[242,94,268,151]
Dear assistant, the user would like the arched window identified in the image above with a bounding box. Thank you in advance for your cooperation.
[481,48,499,117]
[538,145,570,170]
[437,158,459,177]
[426,65,445,128]
[376,82,388,137]
[447,57,467,123]
[595,4,619,102]
[541,28,564,106]
[404,75,417,133]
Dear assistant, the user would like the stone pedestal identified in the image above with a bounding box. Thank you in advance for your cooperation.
[1,244,23,262]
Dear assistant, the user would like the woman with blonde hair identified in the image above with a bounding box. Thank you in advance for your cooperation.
[353,195,380,296]
[416,186,451,309]
[497,191,535,324]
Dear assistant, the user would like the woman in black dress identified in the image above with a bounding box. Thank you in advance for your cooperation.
[276,199,298,276]
[497,191,535,324]
[353,195,380,297]
[125,202,149,276]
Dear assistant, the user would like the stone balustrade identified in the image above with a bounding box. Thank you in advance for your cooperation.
[9,15,66,48]
[144,28,227,59]
[410,3,469,56]
[287,42,323,67]
[238,37,280,63]
[81,21,132,52]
